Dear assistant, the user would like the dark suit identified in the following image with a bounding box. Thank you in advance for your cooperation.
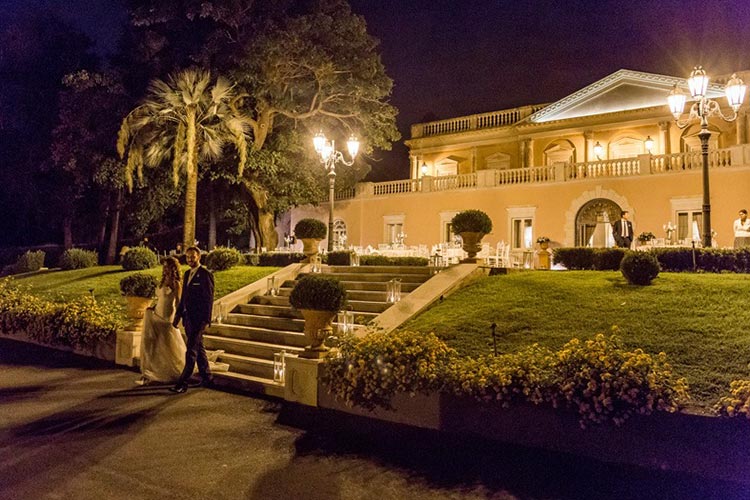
[612,219,634,248]
[173,265,215,384]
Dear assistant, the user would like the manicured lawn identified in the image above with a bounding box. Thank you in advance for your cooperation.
[401,270,750,410]
[11,265,279,308]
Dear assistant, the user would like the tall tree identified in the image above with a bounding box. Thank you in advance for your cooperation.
[117,68,250,249]
[123,0,399,249]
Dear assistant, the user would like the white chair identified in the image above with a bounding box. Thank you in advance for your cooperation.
[486,242,509,267]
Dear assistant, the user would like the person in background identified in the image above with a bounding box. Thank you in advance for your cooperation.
[612,211,634,249]
[733,209,750,248]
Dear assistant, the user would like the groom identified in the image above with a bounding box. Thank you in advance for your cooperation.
[170,246,215,394]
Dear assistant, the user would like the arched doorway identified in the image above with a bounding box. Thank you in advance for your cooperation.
[333,219,347,249]
[575,198,622,247]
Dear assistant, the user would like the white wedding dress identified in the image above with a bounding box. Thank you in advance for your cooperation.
[139,286,187,383]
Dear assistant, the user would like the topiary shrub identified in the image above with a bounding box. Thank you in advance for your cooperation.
[121,247,158,271]
[620,251,660,285]
[289,274,347,311]
[450,209,493,234]
[119,273,158,298]
[14,250,45,274]
[294,218,327,239]
[59,248,99,270]
[204,246,243,271]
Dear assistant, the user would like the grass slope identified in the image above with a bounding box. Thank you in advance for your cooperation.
[402,271,750,408]
[12,265,279,307]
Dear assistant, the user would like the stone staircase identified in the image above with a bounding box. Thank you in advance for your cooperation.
[204,265,434,397]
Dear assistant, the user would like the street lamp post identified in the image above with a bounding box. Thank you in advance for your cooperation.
[313,131,360,252]
[667,66,747,248]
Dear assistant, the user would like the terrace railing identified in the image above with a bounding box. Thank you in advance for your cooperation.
[343,146,745,200]
[411,104,547,138]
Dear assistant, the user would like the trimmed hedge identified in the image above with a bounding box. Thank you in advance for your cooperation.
[554,247,750,274]
[204,246,243,271]
[255,252,306,267]
[121,247,158,271]
[14,250,45,274]
[360,255,429,267]
[59,248,99,270]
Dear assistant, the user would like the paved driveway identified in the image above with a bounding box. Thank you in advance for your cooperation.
[0,339,743,500]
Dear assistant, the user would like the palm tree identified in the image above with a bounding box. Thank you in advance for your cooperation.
[117,69,248,249]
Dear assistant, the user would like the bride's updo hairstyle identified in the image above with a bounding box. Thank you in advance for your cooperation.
[160,256,183,300]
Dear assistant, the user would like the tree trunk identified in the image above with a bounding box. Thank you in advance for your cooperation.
[208,183,216,250]
[183,167,198,250]
[245,181,277,251]
[105,189,123,265]
[63,215,73,249]
[258,210,277,251]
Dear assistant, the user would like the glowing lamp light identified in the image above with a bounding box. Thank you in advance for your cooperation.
[667,85,687,119]
[321,143,333,161]
[593,141,603,159]
[725,73,747,111]
[421,162,428,176]
[313,131,326,154]
[273,350,286,383]
[688,66,709,98]
[644,136,654,153]
[346,136,360,158]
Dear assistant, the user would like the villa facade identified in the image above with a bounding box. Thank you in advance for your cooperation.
[284,69,750,253]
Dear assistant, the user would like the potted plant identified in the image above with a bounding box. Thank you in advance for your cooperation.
[451,209,493,262]
[536,236,552,270]
[637,231,656,245]
[294,218,327,262]
[119,273,157,326]
[536,236,551,250]
[289,274,347,358]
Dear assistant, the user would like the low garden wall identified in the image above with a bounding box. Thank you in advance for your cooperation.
[316,388,750,485]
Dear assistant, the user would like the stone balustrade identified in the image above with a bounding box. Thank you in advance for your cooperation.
[411,104,547,138]
[331,145,749,202]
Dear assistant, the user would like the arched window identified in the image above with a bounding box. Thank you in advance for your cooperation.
[333,219,347,249]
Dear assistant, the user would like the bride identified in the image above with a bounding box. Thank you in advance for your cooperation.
[136,257,186,385]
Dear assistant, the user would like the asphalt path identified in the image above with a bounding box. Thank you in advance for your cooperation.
[0,339,745,500]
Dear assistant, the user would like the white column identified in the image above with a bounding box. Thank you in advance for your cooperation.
[584,130,594,162]
[659,121,671,154]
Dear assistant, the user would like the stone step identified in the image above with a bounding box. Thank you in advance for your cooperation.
[326,265,432,275]
[225,313,306,332]
[204,334,304,360]
[298,272,430,283]
[346,300,391,313]
[212,371,284,398]
[218,352,275,379]
[235,303,303,318]
[208,323,308,348]
[345,289,408,302]
[250,295,291,306]
[336,280,423,292]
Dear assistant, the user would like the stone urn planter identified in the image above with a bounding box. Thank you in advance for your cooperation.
[459,231,485,261]
[451,210,493,263]
[300,238,322,262]
[294,218,328,263]
[119,273,157,329]
[290,274,347,359]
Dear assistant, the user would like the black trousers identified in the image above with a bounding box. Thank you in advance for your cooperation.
[615,236,633,248]
[178,320,211,383]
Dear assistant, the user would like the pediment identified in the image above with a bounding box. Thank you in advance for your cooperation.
[528,69,727,123]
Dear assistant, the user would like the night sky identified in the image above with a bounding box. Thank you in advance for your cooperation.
[4,0,750,179]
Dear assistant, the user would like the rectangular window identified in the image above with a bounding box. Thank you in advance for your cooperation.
[386,223,403,245]
[677,211,702,241]
[512,218,533,249]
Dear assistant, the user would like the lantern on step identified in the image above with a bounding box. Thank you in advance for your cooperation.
[214,301,225,324]
[350,252,360,267]
[273,350,286,383]
[337,307,354,335]
[386,278,402,303]
[311,255,322,273]
[266,276,278,296]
